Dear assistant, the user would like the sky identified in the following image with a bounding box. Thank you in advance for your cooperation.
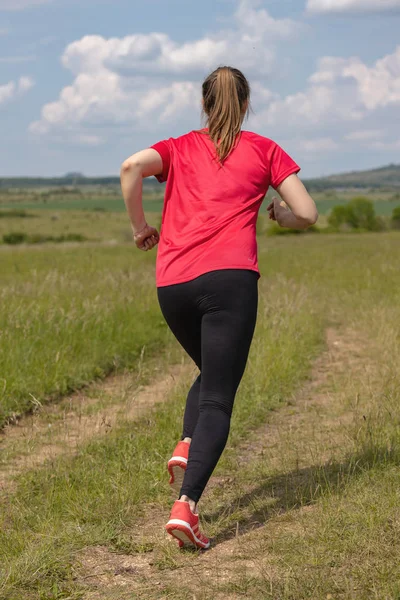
[0,0,399,178]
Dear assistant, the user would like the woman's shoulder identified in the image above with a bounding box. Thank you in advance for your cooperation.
[241,130,277,147]
[163,129,207,147]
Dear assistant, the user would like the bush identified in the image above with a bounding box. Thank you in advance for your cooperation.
[0,209,36,219]
[2,232,88,245]
[267,223,320,236]
[2,232,28,244]
[29,234,50,244]
[56,233,87,242]
[328,197,383,232]
[347,197,378,230]
[327,205,349,230]
[391,206,400,230]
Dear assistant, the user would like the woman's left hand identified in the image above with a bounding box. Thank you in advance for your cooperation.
[267,197,289,226]
[133,224,160,251]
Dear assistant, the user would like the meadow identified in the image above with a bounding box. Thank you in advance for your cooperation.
[1,199,400,599]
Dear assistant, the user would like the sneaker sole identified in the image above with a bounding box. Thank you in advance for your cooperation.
[169,464,185,496]
[166,519,210,550]
[168,459,187,496]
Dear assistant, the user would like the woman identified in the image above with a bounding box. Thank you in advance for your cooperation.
[120,66,317,550]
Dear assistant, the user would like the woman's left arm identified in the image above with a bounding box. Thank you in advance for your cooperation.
[120,149,163,251]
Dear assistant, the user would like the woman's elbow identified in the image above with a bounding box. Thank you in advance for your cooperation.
[296,210,319,227]
[120,157,141,176]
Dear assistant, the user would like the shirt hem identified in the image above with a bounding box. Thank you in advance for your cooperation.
[156,265,261,288]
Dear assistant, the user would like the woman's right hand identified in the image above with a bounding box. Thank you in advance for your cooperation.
[133,224,160,251]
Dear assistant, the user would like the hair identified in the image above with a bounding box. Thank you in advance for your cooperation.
[202,66,250,163]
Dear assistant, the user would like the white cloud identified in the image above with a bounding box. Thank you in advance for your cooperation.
[30,0,301,143]
[252,46,400,131]
[300,137,338,152]
[0,81,15,105]
[18,76,35,92]
[345,129,384,141]
[0,76,35,106]
[307,0,400,14]
[367,139,400,150]
[246,45,400,159]
[0,0,50,10]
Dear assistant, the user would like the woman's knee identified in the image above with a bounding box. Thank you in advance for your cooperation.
[199,393,234,417]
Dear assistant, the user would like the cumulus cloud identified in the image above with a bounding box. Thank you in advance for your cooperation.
[300,137,339,152]
[0,76,35,106]
[0,81,15,105]
[0,0,50,10]
[307,0,400,14]
[344,129,384,141]
[30,0,301,143]
[250,46,400,149]
[18,76,35,92]
[29,0,400,160]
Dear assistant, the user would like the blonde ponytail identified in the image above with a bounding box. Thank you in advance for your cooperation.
[202,66,250,163]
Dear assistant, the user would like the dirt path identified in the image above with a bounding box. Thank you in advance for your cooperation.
[0,360,192,492]
[77,327,374,600]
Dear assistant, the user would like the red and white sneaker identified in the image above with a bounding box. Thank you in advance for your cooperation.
[166,500,210,550]
[167,441,189,494]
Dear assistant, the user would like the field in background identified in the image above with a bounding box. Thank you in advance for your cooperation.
[1,186,400,215]
[1,186,400,246]
[2,189,400,598]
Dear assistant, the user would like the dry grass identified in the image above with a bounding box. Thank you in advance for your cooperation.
[2,233,400,599]
[0,360,191,490]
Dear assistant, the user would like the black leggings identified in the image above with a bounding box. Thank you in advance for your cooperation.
[157,269,258,503]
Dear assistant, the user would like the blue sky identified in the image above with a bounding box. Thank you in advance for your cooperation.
[0,0,399,178]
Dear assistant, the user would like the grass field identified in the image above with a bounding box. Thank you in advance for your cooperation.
[1,229,400,599]
[1,188,399,216]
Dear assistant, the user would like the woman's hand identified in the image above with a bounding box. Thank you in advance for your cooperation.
[267,197,289,226]
[133,223,160,251]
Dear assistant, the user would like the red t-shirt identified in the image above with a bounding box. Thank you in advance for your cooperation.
[151,130,300,287]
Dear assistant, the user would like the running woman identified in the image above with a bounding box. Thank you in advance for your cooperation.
[120,66,318,550]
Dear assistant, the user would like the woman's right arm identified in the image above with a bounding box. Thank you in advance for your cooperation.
[268,174,318,230]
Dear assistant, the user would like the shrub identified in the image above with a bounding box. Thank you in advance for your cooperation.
[56,233,87,242]
[2,232,28,245]
[346,197,378,230]
[267,223,320,236]
[328,197,382,232]
[391,206,400,230]
[2,232,88,245]
[0,209,35,219]
[29,234,50,244]
[327,205,349,230]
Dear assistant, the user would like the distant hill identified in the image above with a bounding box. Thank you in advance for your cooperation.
[0,176,156,189]
[303,164,400,191]
[1,164,399,190]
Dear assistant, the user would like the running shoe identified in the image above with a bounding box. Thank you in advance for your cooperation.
[167,440,189,494]
[165,500,210,550]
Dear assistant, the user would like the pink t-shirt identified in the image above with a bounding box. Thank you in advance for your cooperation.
[151,130,300,287]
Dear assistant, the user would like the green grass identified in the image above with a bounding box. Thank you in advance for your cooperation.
[0,209,163,244]
[0,192,164,213]
[1,188,399,217]
[0,274,324,599]
[1,232,400,599]
[0,245,165,428]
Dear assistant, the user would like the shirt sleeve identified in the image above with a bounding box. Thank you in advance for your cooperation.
[270,143,301,189]
[150,140,171,183]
